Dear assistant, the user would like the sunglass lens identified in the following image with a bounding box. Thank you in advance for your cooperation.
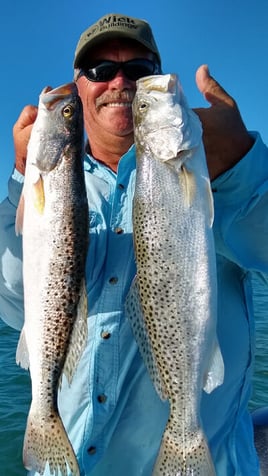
[123,60,156,80]
[86,62,119,81]
[83,59,159,82]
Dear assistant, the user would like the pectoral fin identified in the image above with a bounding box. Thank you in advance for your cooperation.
[205,177,214,228]
[16,326,30,370]
[203,338,224,394]
[15,175,45,235]
[15,191,25,235]
[180,165,196,206]
[32,176,45,214]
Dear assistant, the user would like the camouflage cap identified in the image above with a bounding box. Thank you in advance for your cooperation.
[74,13,161,68]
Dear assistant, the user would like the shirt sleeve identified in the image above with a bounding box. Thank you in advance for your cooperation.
[0,169,24,330]
[212,132,268,272]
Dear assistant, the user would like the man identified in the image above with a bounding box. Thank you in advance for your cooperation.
[0,12,267,476]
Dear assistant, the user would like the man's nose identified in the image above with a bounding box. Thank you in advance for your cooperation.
[108,69,134,89]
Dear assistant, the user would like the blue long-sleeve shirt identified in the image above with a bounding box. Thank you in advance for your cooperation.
[0,132,267,475]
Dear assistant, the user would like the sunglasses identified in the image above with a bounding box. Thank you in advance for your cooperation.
[79,58,161,82]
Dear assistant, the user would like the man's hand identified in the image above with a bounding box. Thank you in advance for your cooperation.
[194,65,254,181]
[13,105,38,175]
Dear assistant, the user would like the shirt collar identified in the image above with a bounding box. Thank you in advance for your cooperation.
[83,142,136,175]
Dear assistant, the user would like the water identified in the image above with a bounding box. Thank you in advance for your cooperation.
[250,272,268,411]
[0,273,267,475]
[0,322,31,476]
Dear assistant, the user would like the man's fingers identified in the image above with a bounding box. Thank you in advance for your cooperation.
[13,105,38,175]
[13,105,38,134]
[195,64,234,107]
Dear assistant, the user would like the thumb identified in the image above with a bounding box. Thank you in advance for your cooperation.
[195,64,234,107]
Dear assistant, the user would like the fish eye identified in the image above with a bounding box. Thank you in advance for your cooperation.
[139,102,148,111]
[62,105,74,118]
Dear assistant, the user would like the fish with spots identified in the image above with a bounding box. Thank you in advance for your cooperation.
[126,74,224,475]
[15,83,89,476]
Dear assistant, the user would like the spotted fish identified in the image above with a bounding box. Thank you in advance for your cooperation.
[15,83,88,476]
[126,74,224,475]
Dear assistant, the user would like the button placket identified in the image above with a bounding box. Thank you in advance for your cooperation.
[83,160,135,467]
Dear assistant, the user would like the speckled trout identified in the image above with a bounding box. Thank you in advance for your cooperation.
[15,83,88,476]
[126,74,224,475]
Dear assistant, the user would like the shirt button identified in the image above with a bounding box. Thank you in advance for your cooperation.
[109,277,118,284]
[118,183,124,190]
[87,446,97,455]
[114,227,124,234]
[101,331,111,340]
[97,394,107,404]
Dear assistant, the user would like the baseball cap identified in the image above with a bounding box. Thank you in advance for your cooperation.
[74,13,161,68]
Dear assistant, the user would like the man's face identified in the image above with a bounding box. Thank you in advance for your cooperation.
[76,39,155,140]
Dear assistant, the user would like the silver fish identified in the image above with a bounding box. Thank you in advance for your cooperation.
[126,74,224,475]
[15,83,88,476]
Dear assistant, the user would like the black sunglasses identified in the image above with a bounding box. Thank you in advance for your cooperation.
[79,58,161,82]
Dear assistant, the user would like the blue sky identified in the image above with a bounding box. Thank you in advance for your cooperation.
[0,0,267,201]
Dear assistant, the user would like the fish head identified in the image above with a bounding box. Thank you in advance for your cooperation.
[27,83,84,174]
[132,74,202,165]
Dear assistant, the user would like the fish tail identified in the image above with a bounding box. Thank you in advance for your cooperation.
[23,406,80,476]
[153,424,215,476]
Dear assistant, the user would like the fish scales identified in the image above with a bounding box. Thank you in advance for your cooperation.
[127,74,224,475]
[15,83,89,476]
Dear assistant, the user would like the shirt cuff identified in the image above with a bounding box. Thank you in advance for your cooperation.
[212,132,268,208]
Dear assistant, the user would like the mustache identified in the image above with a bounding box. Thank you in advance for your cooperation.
[96,90,135,108]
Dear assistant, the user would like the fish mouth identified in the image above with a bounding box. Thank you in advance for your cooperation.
[137,74,177,94]
[41,83,77,110]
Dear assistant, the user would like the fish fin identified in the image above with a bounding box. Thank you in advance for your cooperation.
[23,405,80,476]
[15,190,25,235]
[205,177,214,228]
[32,175,45,214]
[203,339,225,394]
[15,175,45,235]
[62,280,88,386]
[16,326,30,370]
[153,423,216,476]
[125,277,168,401]
[180,165,196,206]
